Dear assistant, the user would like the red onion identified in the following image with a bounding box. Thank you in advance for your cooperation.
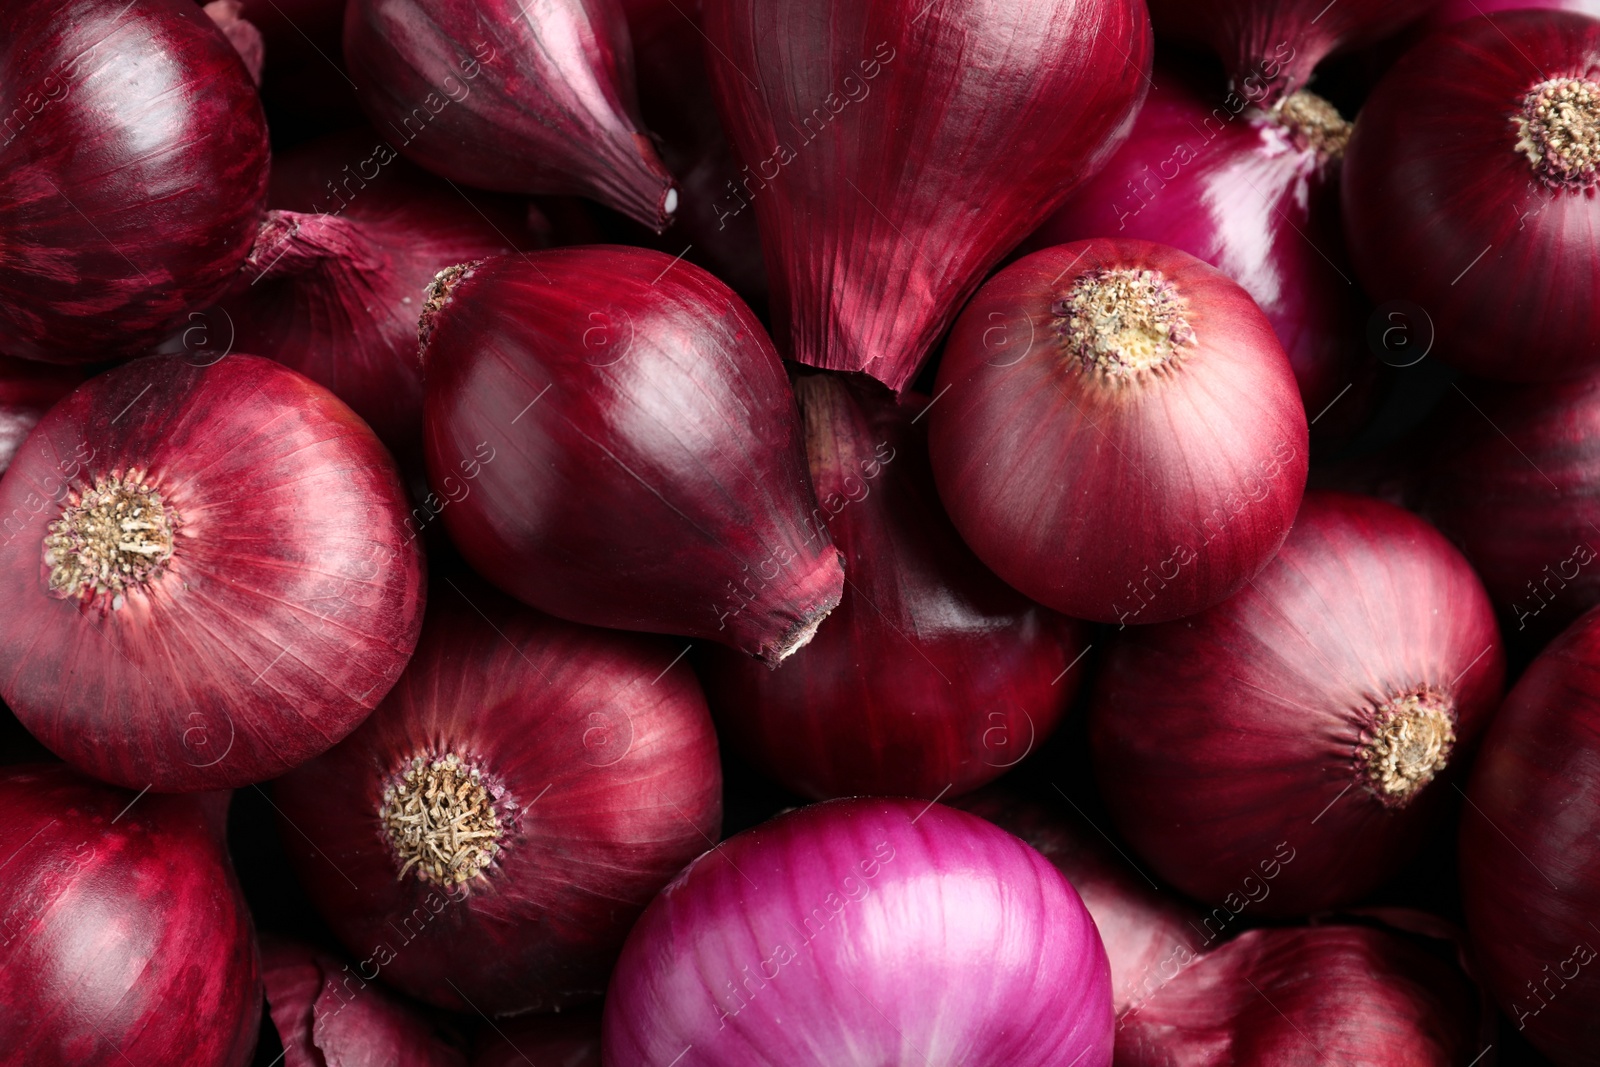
[701,0,1152,392]
[262,937,469,1067]
[0,354,426,791]
[1460,606,1600,1065]
[1115,924,1480,1065]
[1148,0,1439,106]
[203,0,264,84]
[0,765,260,1065]
[0,357,83,476]
[344,0,676,231]
[1090,492,1505,914]
[1030,60,1369,430]
[420,247,844,664]
[1427,0,1600,28]
[700,375,1085,800]
[928,238,1308,625]
[0,0,270,364]
[273,583,722,1014]
[1343,10,1600,382]
[603,797,1113,1065]
[473,1012,599,1067]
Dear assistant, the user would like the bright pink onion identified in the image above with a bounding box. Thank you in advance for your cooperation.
[699,375,1085,800]
[344,0,676,230]
[1460,605,1600,1065]
[1090,492,1505,914]
[273,583,722,1015]
[0,765,260,1065]
[700,0,1152,392]
[602,797,1113,1065]
[929,238,1309,625]
[0,0,269,363]
[0,354,426,791]
[0,356,83,476]
[419,247,844,664]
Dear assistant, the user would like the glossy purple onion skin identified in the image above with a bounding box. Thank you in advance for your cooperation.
[1115,925,1478,1065]
[929,238,1309,625]
[0,355,426,791]
[700,376,1084,800]
[274,587,722,1015]
[603,798,1113,1066]
[0,0,269,364]
[701,0,1152,392]
[1343,11,1600,382]
[421,247,844,664]
[1091,493,1505,914]
[0,357,83,476]
[1031,62,1366,427]
[344,0,675,230]
[1460,607,1600,1065]
[0,766,260,1066]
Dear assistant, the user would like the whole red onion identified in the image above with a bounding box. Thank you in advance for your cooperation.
[929,238,1309,625]
[420,247,844,664]
[0,355,426,791]
[1343,10,1600,381]
[0,765,260,1065]
[273,584,722,1015]
[344,0,676,230]
[0,0,269,364]
[1031,60,1368,430]
[1115,924,1480,1065]
[1090,492,1505,914]
[603,798,1113,1066]
[1460,606,1600,1065]
[473,1012,600,1067]
[701,0,1152,392]
[700,375,1085,800]
[0,356,83,476]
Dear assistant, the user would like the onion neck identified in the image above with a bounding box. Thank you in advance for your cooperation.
[1052,268,1195,381]
[44,471,177,604]
[418,261,481,362]
[1272,91,1351,161]
[381,752,504,887]
[1357,690,1456,807]
[1515,77,1600,190]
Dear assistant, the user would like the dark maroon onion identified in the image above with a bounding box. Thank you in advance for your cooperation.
[1426,0,1600,28]
[1090,492,1505,914]
[273,584,722,1015]
[1460,606,1600,1065]
[0,355,426,791]
[0,356,83,476]
[1343,10,1600,382]
[419,247,844,665]
[344,0,676,230]
[0,765,259,1065]
[473,1012,600,1067]
[929,238,1308,625]
[0,0,269,364]
[700,375,1085,800]
[701,0,1152,392]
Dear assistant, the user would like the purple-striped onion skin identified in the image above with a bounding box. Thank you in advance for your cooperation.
[0,765,260,1066]
[0,0,269,364]
[0,357,83,476]
[274,586,722,1015]
[1460,606,1600,1065]
[1343,11,1600,381]
[1090,493,1505,914]
[474,1012,600,1067]
[344,0,675,230]
[700,375,1083,800]
[929,238,1308,625]
[1114,925,1479,1066]
[602,798,1113,1066]
[701,0,1152,392]
[0,355,426,791]
[420,247,844,665]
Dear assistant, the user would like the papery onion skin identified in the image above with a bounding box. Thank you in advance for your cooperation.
[1031,61,1368,430]
[344,0,676,231]
[473,1011,600,1067]
[1115,925,1479,1066]
[0,357,83,475]
[273,584,722,1015]
[1342,10,1600,382]
[203,0,265,84]
[701,0,1152,393]
[0,765,260,1066]
[700,375,1084,800]
[1090,492,1505,914]
[929,238,1308,625]
[420,247,844,665]
[0,354,426,791]
[1460,606,1600,1065]
[0,0,269,364]
[603,797,1113,1066]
